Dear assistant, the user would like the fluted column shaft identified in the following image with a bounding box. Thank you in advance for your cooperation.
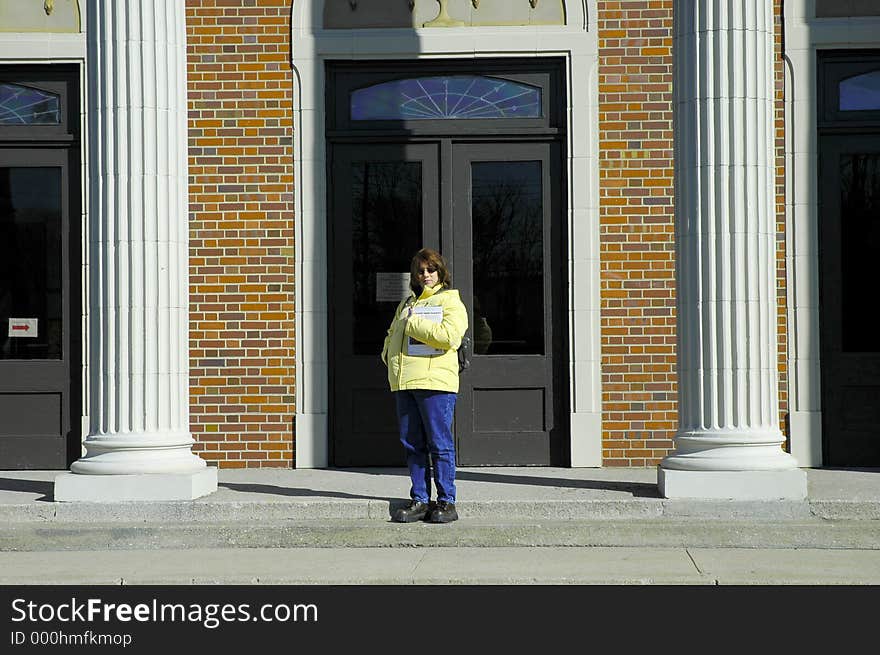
[72,0,204,474]
[662,0,799,472]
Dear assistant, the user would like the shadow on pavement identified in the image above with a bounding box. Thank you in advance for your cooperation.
[219,482,390,503]
[454,470,661,498]
[0,477,53,501]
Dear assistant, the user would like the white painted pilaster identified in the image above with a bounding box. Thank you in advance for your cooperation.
[782,1,880,467]
[659,0,806,499]
[55,0,216,501]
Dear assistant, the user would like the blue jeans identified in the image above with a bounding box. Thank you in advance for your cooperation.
[394,390,457,504]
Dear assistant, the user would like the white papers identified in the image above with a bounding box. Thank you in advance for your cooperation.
[407,305,444,356]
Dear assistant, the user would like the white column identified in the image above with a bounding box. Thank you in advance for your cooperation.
[658,0,806,499]
[55,0,216,500]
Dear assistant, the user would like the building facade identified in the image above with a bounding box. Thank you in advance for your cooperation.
[0,1,878,499]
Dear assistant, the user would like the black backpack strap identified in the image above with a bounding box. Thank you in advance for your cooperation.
[458,333,472,373]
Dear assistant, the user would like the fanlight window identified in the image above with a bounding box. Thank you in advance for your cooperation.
[0,83,61,124]
[351,75,542,121]
[840,70,880,111]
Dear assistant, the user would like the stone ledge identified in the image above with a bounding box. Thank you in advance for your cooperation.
[658,468,808,500]
[53,469,218,502]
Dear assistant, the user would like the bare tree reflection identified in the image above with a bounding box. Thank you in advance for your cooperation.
[351,161,422,354]
[471,161,543,355]
[841,154,880,352]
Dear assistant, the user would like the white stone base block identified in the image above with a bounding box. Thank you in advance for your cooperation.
[569,412,602,467]
[658,467,808,500]
[294,412,328,468]
[54,469,218,502]
[789,410,823,468]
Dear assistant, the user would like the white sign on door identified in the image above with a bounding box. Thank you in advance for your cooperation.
[8,318,38,338]
[376,272,411,302]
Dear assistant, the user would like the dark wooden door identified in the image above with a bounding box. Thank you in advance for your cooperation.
[328,139,567,466]
[451,143,565,465]
[819,134,880,465]
[0,148,76,468]
[329,143,440,466]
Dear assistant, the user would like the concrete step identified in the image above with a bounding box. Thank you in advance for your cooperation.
[2,517,878,551]
[1,497,879,524]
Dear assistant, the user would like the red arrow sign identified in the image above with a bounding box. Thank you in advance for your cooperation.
[11,324,30,332]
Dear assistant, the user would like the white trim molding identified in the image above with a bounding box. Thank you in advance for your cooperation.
[782,1,880,467]
[291,1,602,467]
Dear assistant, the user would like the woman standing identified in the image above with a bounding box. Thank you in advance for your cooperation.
[381,248,468,523]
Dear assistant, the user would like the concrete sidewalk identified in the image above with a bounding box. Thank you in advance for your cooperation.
[3,546,880,585]
[1,466,879,522]
[1,466,878,584]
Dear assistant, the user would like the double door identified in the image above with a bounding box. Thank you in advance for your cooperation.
[819,134,880,465]
[329,140,566,466]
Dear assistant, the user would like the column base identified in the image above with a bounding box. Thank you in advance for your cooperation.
[657,466,807,500]
[54,468,218,502]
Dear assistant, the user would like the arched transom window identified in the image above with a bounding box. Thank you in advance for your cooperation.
[351,75,543,121]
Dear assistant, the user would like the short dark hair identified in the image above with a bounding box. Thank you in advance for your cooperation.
[409,248,451,293]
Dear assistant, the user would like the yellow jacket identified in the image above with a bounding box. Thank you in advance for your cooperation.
[381,284,468,393]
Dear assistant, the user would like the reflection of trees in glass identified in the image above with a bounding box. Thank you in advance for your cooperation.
[472,161,543,354]
[839,71,880,111]
[0,84,61,124]
[351,161,422,354]
[0,167,62,359]
[841,154,880,352]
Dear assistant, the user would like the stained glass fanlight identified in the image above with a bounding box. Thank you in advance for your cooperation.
[0,82,61,124]
[840,70,880,111]
[351,75,542,121]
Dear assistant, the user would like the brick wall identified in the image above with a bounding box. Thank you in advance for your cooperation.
[598,1,677,466]
[186,0,296,468]
[597,0,789,466]
[774,0,789,444]
[180,0,789,469]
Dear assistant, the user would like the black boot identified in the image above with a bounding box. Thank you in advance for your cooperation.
[391,500,430,523]
[429,501,458,523]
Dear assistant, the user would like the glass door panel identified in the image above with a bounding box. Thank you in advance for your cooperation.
[839,153,880,352]
[471,160,545,356]
[351,160,424,355]
[0,166,63,360]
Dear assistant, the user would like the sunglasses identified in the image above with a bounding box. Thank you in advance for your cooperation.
[416,267,437,274]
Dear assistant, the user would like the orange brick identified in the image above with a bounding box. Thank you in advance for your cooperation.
[187,0,295,469]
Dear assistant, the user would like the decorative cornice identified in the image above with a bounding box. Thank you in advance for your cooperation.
[322,0,567,30]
